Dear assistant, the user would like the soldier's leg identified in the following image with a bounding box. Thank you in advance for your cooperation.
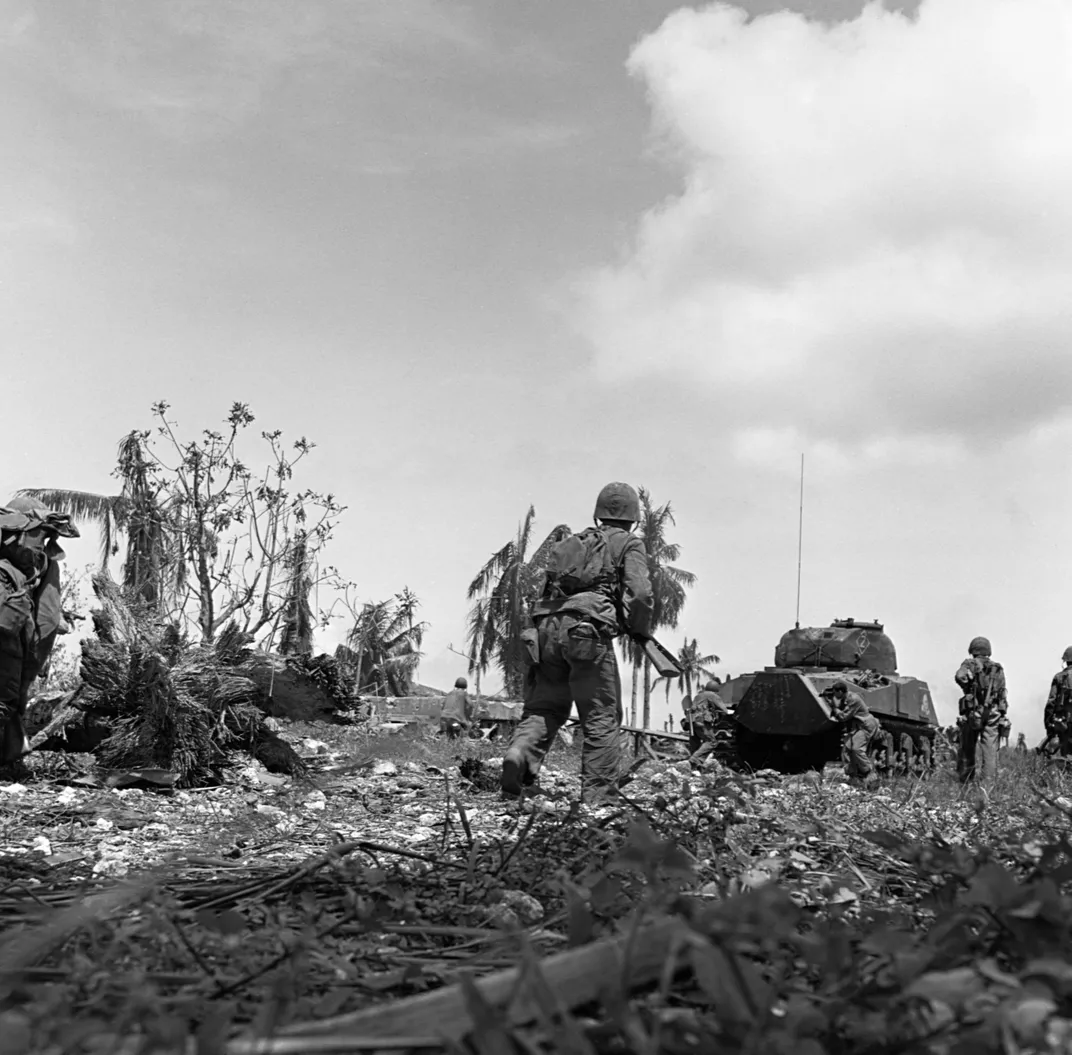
[957,726,978,783]
[567,624,623,801]
[977,715,1001,783]
[0,622,28,764]
[845,729,873,779]
[502,618,571,795]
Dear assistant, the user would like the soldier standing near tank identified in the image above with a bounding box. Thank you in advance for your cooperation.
[825,679,883,789]
[439,676,476,738]
[686,677,729,764]
[954,636,1008,784]
[1042,647,1072,757]
[500,482,653,805]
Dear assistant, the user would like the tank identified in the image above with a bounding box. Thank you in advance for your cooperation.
[711,618,939,775]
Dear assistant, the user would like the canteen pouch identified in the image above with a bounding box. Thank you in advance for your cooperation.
[566,622,600,663]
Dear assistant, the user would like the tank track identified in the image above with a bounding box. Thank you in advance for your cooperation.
[698,712,937,777]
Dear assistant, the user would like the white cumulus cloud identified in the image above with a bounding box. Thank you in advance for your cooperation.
[575,0,1072,446]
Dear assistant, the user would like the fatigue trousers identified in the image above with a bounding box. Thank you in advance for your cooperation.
[439,716,469,739]
[504,613,622,801]
[845,721,882,780]
[958,711,1002,783]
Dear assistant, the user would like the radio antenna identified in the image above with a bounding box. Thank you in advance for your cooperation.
[795,452,804,629]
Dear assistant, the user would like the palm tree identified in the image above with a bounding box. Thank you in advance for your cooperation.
[277,531,314,656]
[466,506,571,699]
[18,431,175,610]
[346,590,428,696]
[636,487,696,728]
[656,636,720,705]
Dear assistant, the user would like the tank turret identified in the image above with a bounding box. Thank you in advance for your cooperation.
[712,618,939,775]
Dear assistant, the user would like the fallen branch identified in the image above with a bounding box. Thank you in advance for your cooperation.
[227,915,685,1052]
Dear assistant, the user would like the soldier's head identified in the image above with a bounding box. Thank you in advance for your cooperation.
[593,482,640,530]
[1062,646,1072,666]
[828,679,850,699]
[455,676,468,690]
[704,678,722,691]
[968,636,992,658]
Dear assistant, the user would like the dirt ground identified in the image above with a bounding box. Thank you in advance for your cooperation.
[2,721,1072,1054]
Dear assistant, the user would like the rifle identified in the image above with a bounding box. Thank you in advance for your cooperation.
[631,635,682,678]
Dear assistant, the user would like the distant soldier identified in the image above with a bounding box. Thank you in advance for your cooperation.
[825,679,883,789]
[667,714,675,733]
[1016,732,1027,753]
[0,497,79,764]
[501,482,653,804]
[955,636,1008,784]
[439,676,476,738]
[998,717,1012,750]
[686,677,729,764]
[1043,647,1072,757]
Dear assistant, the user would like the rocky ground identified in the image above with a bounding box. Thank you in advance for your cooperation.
[2,723,1072,1054]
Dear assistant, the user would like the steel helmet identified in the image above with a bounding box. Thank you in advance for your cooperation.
[704,678,721,691]
[968,636,992,657]
[455,676,468,689]
[593,482,640,523]
[1063,646,1072,665]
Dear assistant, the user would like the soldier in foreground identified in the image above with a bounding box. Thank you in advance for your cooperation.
[686,677,730,765]
[825,679,883,789]
[500,482,653,805]
[954,636,1008,784]
[0,496,79,764]
[1042,646,1072,757]
[439,676,476,738]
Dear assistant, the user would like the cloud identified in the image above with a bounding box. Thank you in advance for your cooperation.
[2,0,487,138]
[574,0,1072,448]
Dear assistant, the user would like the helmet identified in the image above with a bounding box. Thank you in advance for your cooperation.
[1062,646,1072,665]
[455,676,468,689]
[703,678,722,691]
[593,482,640,523]
[5,495,48,515]
[968,636,992,657]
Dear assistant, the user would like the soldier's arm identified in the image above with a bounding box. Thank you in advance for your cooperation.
[1046,675,1062,728]
[954,659,976,689]
[995,666,1008,713]
[620,539,654,638]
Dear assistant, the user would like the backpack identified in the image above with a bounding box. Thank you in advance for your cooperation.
[543,527,618,599]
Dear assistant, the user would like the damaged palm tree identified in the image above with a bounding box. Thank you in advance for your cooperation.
[40,574,305,786]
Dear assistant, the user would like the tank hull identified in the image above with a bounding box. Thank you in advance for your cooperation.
[712,666,938,775]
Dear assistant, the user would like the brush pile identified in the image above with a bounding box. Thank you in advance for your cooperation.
[31,574,305,786]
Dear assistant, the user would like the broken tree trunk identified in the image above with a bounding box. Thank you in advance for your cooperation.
[227,916,685,1052]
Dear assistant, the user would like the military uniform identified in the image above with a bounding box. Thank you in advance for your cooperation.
[954,637,1007,784]
[502,483,653,803]
[0,498,78,763]
[686,683,729,762]
[439,681,475,738]
[830,685,882,783]
[1044,653,1072,757]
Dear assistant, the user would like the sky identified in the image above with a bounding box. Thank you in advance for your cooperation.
[3,0,1071,740]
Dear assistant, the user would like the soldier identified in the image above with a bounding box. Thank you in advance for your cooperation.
[439,676,476,738]
[1043,646,1072,757]
[954,636,1008,784]
[998,717,1012,750]
[686,677,730,764]
[825,679,883,788]
[1016,732,1027,753]
[0,496,79,764]
[501,482,653,805]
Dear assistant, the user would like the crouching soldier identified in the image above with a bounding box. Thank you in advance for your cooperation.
[825,679,882,789]
[686,678,729,765]
[1043,647,1072,758]
[439,677,476,738]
